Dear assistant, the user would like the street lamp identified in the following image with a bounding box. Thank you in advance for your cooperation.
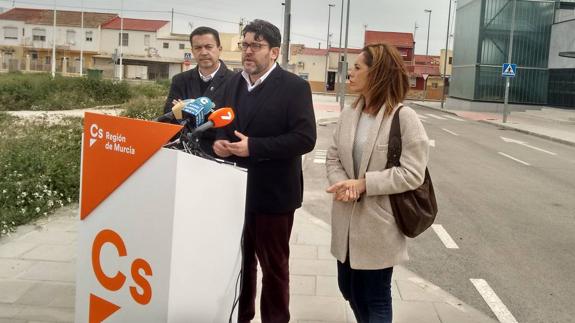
[337,0,344,102]
[325,4,335,92]
[441,0,453,109]
[423,9,432,101]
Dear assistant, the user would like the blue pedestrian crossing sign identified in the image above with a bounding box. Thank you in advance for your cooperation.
[502,63,517,77]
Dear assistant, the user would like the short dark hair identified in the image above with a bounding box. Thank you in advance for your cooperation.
[242,19,281,48]
[190,26,221,47]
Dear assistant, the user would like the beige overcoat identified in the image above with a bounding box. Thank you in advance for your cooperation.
[326,102,429,269]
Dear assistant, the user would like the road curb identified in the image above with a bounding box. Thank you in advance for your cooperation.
[478,120,575,148]
[408,102,460,116]
[409,102,575,148]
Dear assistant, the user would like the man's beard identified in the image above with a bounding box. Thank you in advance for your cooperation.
[243,55,270,75]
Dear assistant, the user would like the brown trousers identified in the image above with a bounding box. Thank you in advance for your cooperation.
[238,210,295,323]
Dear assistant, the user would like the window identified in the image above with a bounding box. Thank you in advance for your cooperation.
[118,33,129,46]
[85,31,93,42]
[31,52,38,60]
[66,30,76,45]
[448,57,453,65]
[3,27,18,40]
[432,82,438,89]
[32,28,46,41]
[144,35,150,47]
[163,42,169,49]
[179,43,185,50]
[45,56,51,65]
[409,77,417,88]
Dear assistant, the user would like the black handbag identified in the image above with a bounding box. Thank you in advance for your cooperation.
[385,106,438,238]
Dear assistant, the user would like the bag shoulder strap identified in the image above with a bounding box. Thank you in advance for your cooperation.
[386,105,403,168]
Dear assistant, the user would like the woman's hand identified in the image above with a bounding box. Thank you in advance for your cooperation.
[326,179,366,202]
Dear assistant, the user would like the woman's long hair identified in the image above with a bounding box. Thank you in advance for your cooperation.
[353,43,410,116]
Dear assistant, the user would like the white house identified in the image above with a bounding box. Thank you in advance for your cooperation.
[0,8,117,73]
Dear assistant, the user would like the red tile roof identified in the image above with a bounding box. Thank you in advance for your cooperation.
[364,31,414,48]
[328,47,363,54]
[414,55,441,65]
[102,17,169,32]
[0,8,117,28]
[413,65,440,76]
[300,48,328,56]
[0,8,41,21]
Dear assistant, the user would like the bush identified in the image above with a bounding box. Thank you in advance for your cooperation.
[121,96,165,121]
[130,81,170,99]
[0,73,132,111]
[0,116,82,236]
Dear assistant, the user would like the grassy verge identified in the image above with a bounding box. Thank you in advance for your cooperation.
[0,112,82,235]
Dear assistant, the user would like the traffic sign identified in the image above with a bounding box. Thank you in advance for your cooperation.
[422,73,429,80]
[184,52,192,61]
[502,63,517,77]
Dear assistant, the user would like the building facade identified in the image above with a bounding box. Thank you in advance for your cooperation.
[0,8,117,73]
[450,0,557,107]
[548,0,575,108]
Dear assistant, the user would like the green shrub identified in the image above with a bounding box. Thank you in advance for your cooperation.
[130,81,170,99]
[121,96,165,121]
[0,73,132,111]
[0,116,82,236]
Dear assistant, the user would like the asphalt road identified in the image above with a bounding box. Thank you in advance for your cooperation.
[302,105,575,323]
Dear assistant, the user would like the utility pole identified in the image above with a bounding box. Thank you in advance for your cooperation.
[503,0,517,123]
[281,0,291,69]
[440,0,453,109]
[119,0,124,81]
[171,8,174,34]
[80,0,84,76]
[325,4,335,93]
[336,0,344,102]
[51,0,56,78]
[423,9,432,102]
[339,0,351,111]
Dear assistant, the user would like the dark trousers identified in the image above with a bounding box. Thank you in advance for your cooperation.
[238,210,295,323]
[337,257,394,323]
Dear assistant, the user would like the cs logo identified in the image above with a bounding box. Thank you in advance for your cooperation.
[90,124,104,147]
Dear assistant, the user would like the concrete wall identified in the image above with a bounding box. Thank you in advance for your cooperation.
[548,19,575,69]
[439,49,453,76]
[99,29,187,60]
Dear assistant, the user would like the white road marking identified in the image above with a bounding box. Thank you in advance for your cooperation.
[441,128,459,136]
[431,224,459,249]
[470,279,518,323]
[420,119,429,124]
[426,114,447,120]
[500,136,557,156]
[429,140,435,147]
[498,152,530,166]
[314,150,327,164]
[417,113,428,119]
[443,115,466,121]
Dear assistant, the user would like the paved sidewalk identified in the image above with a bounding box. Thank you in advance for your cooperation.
[409,100,575,147]
[0,204,496,323]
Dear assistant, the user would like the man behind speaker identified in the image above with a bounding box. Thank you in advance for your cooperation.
[164,27,235,152]
[213,19,316,323]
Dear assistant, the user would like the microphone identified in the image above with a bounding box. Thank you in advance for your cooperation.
[182,97,215,128]
[155,100,187,123]
[191,107,235,135]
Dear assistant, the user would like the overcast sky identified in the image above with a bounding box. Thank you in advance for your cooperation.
[1,0,457,55]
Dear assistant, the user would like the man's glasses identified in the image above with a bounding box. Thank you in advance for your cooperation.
[238,42,269,52]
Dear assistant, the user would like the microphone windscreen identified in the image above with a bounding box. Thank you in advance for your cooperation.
[208,107,235,128]
[171,101,186,120]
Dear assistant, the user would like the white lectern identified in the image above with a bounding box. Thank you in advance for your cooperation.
[76,113,246,323]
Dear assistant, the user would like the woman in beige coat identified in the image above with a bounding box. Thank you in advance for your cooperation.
[326,43,430,322]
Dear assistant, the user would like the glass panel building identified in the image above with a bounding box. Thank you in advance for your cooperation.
[450,0,556,105]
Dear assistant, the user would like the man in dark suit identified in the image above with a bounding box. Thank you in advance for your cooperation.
[164,26,235,153]
[213,20,316,323]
